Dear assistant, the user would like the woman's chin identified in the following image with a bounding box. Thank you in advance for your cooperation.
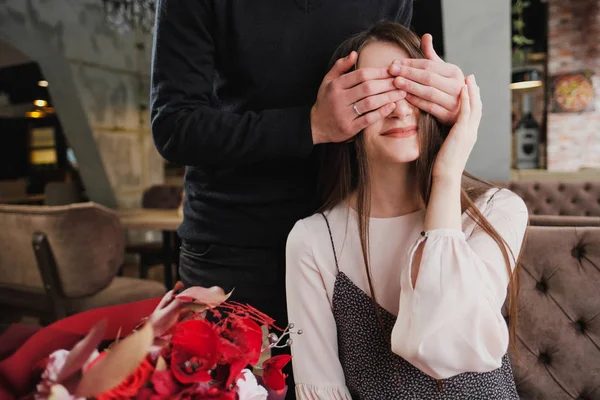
[385,148,420,164]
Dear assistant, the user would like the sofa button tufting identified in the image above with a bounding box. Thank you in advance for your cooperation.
[538,352,552,365]
[572,246,586,259]
[574,320,586,334]
[535,281,547,293]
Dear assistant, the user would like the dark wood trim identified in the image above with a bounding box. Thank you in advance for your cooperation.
[31,232,68,321]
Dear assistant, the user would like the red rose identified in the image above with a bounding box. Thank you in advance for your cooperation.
[262,355,291,391]
[151,370,180,396]
[135,387,156,400]
[175,383,236,400]
[171,319,219,384]
[94,357,155,400]
[217,317,263,365]
[194,386,237,400]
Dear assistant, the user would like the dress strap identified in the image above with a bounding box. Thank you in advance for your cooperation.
[319,212,339,272]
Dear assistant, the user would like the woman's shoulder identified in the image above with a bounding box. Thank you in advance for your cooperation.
[289,205,346,240]
[473,187,529,222]
[287,205,348,255]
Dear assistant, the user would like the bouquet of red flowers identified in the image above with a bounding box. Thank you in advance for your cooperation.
[30,283,298,400]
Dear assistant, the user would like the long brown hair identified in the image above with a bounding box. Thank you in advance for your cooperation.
[319,21,522,353]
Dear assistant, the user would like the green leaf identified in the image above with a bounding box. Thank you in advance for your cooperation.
[514,20,525,30]
[513,35,525,45]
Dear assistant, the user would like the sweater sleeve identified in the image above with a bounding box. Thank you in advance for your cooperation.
[391,190,528,379]
[150,0,314,167]
[286,220,352,400]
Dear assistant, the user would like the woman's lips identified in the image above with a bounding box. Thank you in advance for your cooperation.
[381,126,418,138]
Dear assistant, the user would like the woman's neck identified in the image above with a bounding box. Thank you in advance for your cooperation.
[350,161,423,218]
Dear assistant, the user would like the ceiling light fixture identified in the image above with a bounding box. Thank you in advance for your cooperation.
[101,0,156,33]
[511,68,544,90]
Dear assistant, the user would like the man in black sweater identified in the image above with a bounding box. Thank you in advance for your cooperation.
[151,0,464,394]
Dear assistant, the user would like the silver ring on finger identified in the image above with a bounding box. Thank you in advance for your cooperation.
[353,103,363,117]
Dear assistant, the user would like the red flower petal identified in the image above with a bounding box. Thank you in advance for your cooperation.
[95,357,155,400]
[151,370,180,395]
[225,359,248,388]
[170,320,219,384]
[263,355,292,370]
[171,348,213,384]
[218,318,262,365]
[262,355,292,391]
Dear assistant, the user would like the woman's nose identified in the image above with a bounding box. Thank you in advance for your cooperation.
[389,98,414,120]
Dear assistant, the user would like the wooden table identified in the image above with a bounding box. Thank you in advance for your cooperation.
[0,194,46,205]
[117,208,183,289]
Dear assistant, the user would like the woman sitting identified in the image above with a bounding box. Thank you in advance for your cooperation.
[285,21,527,399]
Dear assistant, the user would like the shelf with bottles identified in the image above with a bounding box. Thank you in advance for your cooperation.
[511,65,547,171]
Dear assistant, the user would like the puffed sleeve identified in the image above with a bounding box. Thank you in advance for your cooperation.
[286,220,352,399]
[391,190,528,379]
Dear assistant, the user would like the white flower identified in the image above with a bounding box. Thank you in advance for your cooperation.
[235,369,268,400]
[41,350,70,382]
[34,384,83,400]
[48,384,81,400]
[35,349,99,400]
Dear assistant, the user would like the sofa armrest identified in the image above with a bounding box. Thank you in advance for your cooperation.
[530,215,600,227]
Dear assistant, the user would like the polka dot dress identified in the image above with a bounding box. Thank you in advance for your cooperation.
[332,273,519,399]
[320,214,520,399]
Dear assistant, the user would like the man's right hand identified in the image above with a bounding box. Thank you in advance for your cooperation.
[311,51,407,145]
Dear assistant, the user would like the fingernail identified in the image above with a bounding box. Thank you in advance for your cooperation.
[391,64,401,74]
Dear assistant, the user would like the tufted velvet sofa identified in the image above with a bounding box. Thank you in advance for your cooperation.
[499,181,600,218]
[511,222,600,399]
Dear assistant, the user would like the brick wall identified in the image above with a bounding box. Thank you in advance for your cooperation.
[547,0,600,171]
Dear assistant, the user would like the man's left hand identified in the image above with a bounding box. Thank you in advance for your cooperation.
[389,34,465,125]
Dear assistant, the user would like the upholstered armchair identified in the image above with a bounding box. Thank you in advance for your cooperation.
[0,203,165,323]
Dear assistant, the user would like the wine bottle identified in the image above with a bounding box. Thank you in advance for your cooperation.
[515,94,540,170]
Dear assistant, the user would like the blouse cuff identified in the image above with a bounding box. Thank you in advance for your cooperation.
[295,383,352,400]
[421,228,466,239]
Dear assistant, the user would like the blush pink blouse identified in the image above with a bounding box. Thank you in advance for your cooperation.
[285,189,528,399]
